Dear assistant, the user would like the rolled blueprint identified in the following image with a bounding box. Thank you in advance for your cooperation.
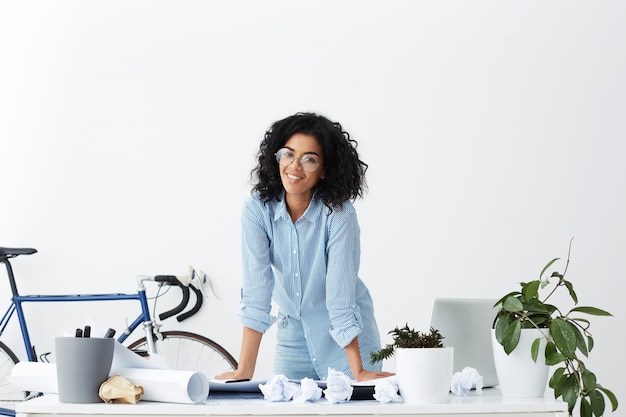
[111,368,208,404]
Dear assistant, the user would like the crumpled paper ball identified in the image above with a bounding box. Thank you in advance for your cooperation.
[293,377,323,403]
[322,368,353,404]
[450,367,484,396]
[373,379,402,403]
[258,374,300,401]
[99,375,144,404]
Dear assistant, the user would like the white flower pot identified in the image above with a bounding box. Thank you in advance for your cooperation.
[491,328,550,398]
[395,347,454,404]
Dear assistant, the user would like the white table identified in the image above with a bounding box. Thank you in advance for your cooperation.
[15,389,568,417]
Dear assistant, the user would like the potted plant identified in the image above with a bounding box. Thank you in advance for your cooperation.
[493,239,618,417]
[371,324,453,404]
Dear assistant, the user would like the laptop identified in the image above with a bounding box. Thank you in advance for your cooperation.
[429,298,499,388]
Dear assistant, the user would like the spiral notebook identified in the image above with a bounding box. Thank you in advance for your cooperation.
[429,298,499,388]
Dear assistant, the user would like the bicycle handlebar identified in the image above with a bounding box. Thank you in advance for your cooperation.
[154,275,201,322]
[176,285,203,322]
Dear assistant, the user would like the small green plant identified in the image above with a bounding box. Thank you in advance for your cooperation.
[370,324,443,364]
[493,239,618,417]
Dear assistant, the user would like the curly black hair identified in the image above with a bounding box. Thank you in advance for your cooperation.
[251,112,368,209]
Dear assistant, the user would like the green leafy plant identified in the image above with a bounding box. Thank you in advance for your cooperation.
[493,239,618,417]
[370,324,443,364]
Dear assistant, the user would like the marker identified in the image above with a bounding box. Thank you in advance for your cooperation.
[104,328,116,338]
[75,328,83,338]
[83,325,91,338]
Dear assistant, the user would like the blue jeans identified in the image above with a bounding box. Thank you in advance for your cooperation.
[273,313,320,380]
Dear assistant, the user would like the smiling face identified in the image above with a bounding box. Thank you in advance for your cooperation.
[279,133,326,204]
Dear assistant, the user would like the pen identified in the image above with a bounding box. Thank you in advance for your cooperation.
[104,328,116,338]
[75,328,83,338]
[83,325,91,338]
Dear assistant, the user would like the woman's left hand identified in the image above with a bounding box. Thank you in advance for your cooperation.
[353,369,396,382]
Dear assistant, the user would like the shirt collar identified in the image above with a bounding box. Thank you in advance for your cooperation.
[274,191,323,224]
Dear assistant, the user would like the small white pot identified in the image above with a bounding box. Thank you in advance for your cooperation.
[395,347,454,404]
[491,328,550,398]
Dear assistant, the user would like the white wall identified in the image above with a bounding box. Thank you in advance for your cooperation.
[1,0,625,409]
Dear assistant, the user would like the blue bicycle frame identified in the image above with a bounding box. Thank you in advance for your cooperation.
[0,271,157,363]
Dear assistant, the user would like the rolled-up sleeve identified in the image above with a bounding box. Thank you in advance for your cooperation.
[325,206,364,347]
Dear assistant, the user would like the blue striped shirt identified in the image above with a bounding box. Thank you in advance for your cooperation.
[238,192,382,378]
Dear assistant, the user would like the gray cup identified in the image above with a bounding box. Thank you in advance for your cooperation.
[55,337,115,403]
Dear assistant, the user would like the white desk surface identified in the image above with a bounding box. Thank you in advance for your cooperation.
[15,389,568,417]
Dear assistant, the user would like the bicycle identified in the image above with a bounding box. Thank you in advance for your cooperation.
[0,246,238,413]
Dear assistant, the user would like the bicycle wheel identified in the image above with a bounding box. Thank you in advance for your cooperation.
[0,340,26,402]
[127,331,237,379]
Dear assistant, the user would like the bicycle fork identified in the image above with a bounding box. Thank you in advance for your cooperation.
[134,275,161,356]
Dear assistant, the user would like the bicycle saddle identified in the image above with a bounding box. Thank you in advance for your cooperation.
[0,247,38,257]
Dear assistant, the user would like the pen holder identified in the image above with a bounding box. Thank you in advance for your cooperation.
[55,337,115,403]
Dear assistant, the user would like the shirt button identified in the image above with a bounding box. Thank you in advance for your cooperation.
[312,357,317,362]
[295,273,299,277]
[296,292,300,297]
[293,249,297,254]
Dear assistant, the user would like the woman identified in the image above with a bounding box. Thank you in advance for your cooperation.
[217,112,393,382]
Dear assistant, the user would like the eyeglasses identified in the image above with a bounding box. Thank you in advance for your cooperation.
[275,148,322,173]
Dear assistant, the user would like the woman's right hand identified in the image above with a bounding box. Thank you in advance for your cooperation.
[213,371,236,380]
[214,369,252,381]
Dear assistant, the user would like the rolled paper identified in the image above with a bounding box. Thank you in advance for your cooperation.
[112,368,208,404]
